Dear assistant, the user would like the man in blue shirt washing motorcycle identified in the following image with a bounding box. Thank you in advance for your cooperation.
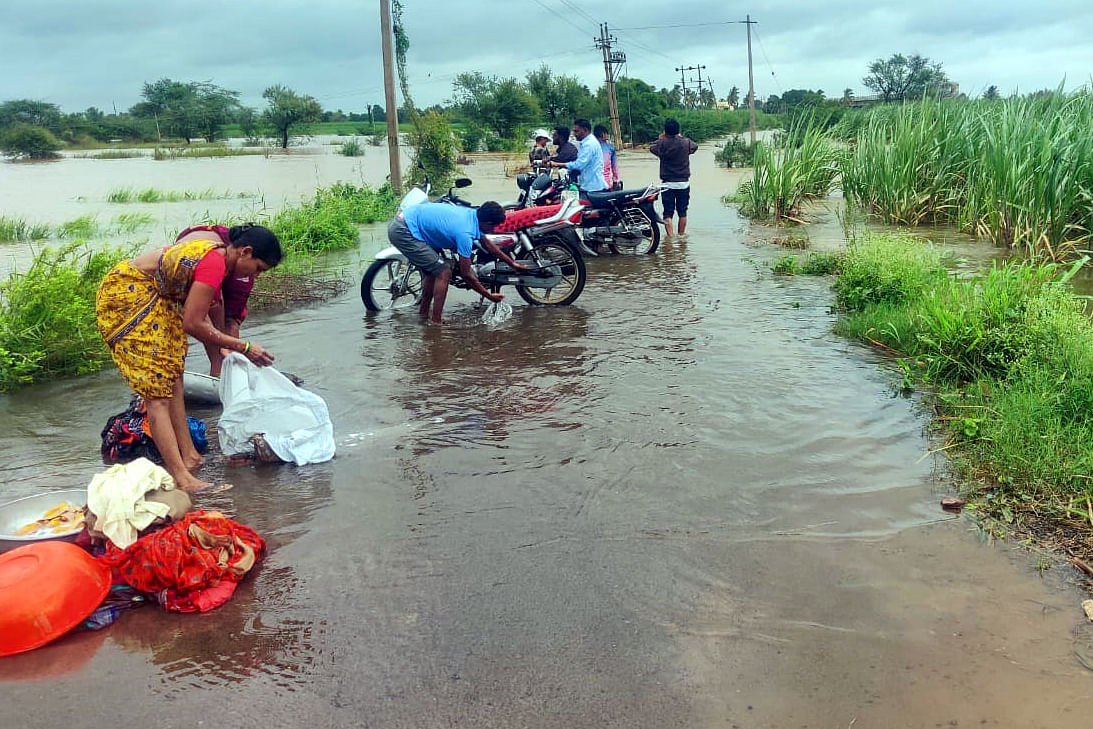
[387,201,529,324]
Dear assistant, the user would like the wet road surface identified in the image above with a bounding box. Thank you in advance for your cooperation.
[2,149,1092,727]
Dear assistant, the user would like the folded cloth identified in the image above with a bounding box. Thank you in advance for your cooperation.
[86,458,176,549]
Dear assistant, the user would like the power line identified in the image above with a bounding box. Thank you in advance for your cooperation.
[614,20,745,31]
[752,26,783,96]
[529,0,588,36]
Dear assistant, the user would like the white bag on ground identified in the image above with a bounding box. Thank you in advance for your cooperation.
[217,353,335,465]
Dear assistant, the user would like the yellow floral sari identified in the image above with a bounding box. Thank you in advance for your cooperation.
[96,238,223,398]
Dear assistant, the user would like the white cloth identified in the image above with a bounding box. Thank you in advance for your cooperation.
[86,458,175,549]
[218,353,335,466]
[660,180,690,190]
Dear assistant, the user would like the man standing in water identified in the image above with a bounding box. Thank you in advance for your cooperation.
[386,201,528,324]
[649,118,698,239]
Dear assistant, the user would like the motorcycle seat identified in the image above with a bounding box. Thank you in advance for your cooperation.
[585,188,647,204]
[493,204,563,233]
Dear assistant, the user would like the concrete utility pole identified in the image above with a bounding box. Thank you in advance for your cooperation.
[744,14,758,144]
[379,0,402,193]
[595,23,625,146]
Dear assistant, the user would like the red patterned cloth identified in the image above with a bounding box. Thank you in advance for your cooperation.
[493,204,562,233]
[98,511,265,612]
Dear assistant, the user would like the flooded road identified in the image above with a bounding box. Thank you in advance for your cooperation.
[2,148,1092,727]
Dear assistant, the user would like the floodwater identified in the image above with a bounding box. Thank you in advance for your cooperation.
[2,145,1092,728]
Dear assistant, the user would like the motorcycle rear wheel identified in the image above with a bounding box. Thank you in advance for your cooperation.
[515,238,586,306]
[361,259,424,312]
[607,209,660,255]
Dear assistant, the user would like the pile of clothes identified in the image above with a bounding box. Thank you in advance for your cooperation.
[100,396,208,466]
[74,459,264,628]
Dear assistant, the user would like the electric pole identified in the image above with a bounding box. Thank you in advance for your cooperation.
[595,23,625,146]
[675,65,707,108]
[744,14,757,144]
[379,0,402,193]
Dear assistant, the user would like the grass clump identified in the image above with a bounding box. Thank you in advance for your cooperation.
[731,113,843,222]
[111,212,155,233]
[56,215,100,239]
[338,139,364,157]
[152,146,268,160]
[0,217,51,242]
[270,182,397,255]
[771,251,842,276]
[0,242,132,390]
[834,232,1093,516]
[108,187,233,203]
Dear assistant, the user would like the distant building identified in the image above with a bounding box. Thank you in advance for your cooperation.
[714,100,736,111]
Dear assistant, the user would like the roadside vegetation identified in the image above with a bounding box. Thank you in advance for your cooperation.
[0,242,133,390]
[833,233,1093,548]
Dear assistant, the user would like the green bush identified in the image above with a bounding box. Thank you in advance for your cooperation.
[270,182,398,256]
[339,139,364,156]
[0,123,62,159]
[833,232,1093,499]
[833,233,946,311]
[714,134,756,167]
[0,242,132,390]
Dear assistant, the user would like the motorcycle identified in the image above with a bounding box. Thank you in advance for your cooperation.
[511,164,666,256]
[361,175,588,312]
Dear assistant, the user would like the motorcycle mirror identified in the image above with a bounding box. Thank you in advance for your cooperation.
[454,178,473,189]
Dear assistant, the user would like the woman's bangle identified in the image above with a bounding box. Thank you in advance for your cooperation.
[243,341,251,354]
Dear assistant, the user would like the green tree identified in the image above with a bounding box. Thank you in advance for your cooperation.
[862,54,950,102]
[451,73,539,139]
[604,77,666,144]
[726,86,741,107]
[131,79,240,143]
[406,111,460,190]
[842,88,854,102]
[236,107,260,138]
[982,85,1000,100]
[697,87,716,109]
[261,85,322,149]
[0,100,63,132]
[780,89,825,109]
[525,65,595,123]
[0,123,62,159]
[194,84,241,142]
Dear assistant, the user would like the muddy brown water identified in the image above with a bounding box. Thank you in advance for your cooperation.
[2,147,1091,728]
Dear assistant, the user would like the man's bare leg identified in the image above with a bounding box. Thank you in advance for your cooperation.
[664,216,675,238]
[678,215,688,236]
[418,274,435,319]
[429,267,453,324]
[146,396,211,492]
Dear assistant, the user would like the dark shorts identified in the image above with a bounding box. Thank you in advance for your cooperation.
[661,187,690,218]
[387,217,448,276]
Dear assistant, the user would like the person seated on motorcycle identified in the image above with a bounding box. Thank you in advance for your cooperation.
[386,201,529,324]
[529,129,552,165]
[548,126,578,164]
[548,118,607,195]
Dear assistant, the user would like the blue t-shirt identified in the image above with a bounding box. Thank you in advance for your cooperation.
[402,203,481,258]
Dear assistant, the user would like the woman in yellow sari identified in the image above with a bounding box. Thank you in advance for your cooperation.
[96,224,282,492]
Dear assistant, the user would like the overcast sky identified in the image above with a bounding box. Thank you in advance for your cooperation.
[3,0,1092,113]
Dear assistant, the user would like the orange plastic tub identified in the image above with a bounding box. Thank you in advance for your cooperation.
[0,541,110,657]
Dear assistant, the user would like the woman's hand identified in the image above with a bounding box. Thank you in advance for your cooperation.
[244,342,275,367]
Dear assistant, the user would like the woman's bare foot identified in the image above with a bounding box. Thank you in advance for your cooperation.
[183,454,205,472]
[177,474,213,493]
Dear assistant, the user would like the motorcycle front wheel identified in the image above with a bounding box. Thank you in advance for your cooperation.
[360,259,424,312]
[515,238,586,306]
[607,208,660,255]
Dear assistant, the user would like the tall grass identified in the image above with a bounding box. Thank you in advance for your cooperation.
[835,232,1093,507]
[56,215,99,239]
[0,217,51,242]
[731,113,843,221]
[152,146,269,160]
[0,242,132,390]
[271,182,397,256]
[839,92,1093,261]
[111,212,155,233]
[338,139,364,157]
[107,187,240,203]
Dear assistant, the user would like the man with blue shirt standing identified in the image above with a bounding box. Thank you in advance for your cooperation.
[548,118,607,194]
[386,201,527,323]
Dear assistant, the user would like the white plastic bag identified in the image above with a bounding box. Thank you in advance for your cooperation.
[217,353,335,465]
[480,300,513,325]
